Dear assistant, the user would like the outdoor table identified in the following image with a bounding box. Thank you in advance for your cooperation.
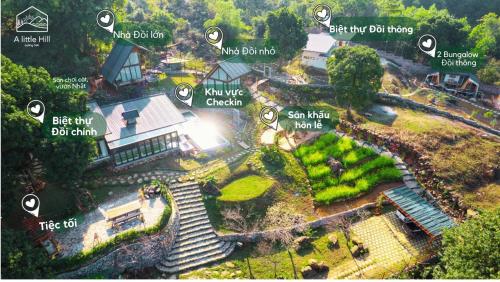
[105,200,142,228]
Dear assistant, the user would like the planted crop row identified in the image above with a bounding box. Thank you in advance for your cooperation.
[314,167,402,204]
[339,156,394,183]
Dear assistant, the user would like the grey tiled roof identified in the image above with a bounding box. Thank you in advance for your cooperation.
[218,57,251,80]
[303,33,337,54]
[95,94,186,150]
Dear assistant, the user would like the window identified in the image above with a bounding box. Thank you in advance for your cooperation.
[112,131,180,166]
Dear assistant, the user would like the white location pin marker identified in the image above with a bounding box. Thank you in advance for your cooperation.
[205,26,223,50]
[260,106,279,130]
[418,34,437,58]
[97,10,115,33]
[22,194,40,217]
[26,100,45,123]
[313,4,332,27]
[175,83,194,107]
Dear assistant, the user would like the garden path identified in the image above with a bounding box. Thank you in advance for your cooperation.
[330,211,429,279]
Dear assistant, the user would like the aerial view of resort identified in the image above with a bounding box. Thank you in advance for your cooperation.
[1,0,498,280]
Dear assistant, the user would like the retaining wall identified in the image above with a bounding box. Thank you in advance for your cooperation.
[57,190,180,278]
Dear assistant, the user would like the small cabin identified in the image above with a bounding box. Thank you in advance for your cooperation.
[102,41,149,88]
[202,57,251,91]
[301,33,347,70]
[425,72,479,97]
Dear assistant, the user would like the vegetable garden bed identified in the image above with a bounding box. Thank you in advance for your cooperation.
[294,133,402,204]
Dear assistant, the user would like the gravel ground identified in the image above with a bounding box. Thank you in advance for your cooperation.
[55,192,167,257]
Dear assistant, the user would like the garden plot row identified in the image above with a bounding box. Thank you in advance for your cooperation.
[294,133,402,204]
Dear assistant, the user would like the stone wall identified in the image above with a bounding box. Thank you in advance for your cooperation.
[218,203,375,243]
[377,93,500,136]
[57,190,180,278]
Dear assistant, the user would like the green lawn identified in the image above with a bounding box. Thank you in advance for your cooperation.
[218,175,275,202]
[180,229,351,279]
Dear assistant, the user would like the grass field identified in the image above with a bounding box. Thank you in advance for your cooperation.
[294,133,402,204]
[218,175,275,202]
[360,107,500,195]
[180,229,351,279]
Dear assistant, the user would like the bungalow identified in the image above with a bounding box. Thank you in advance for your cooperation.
[425,72,480,97]
[301,33,347,70]
[202,57,252,91]
[89,94,229,169]
[102,40,149,88]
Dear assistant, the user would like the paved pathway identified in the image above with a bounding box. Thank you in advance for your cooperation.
[330,211,428,279]
[55,192,166,258]
[156,182,234,273]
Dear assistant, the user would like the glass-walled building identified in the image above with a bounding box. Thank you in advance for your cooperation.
[89,94,186,168]
[102,40,148,88]
[202,57,251,92]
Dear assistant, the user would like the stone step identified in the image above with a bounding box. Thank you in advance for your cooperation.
[160,242,232,267]
[166,240,227,260]
[169,182,199,190]
[171,188,202,197]
[176,197,203,207]
[179,206,206,216]
[156,243,235,273]
[179,218,211,231]
[176,228,214,243]
[179,215,210,227]
[174,193,202,202]
[178,224,213,237]
[179,210,207,221]
[178,201,205,211]
[168,237,221,255]
[174,232,217,248]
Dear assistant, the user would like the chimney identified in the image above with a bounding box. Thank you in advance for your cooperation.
[122,109,139,126]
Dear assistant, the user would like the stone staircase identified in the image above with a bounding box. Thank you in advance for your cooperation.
[156,182,234,273]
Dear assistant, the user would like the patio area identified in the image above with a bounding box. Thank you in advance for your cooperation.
[54,191,167,258]
[330,211,431,279]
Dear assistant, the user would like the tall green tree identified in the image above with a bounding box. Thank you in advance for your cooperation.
[433,209,499,279]
[469,13,500,58]
[327,46,384,120]
[477,59,500,86]
[265,7,307,61]
[1,228,53,278]
[1,55,95,216]
[204,0,250,42]
[1,0,125,76]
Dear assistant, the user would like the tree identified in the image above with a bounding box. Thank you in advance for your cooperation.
[1,228,52,278]
[265,7,308,61]
[1,0,125,76]
[204,0,250,42]
[443,0,500,24]
[326,46,383,120]
[469,13,500,58]
[263,202,306,279]
[1,55,95,216]
[477,58,500,86]
[433,209,500,279]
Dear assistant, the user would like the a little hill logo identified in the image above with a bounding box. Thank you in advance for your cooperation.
[16,6,48,32]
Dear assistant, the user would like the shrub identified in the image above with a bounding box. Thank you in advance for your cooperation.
[261,145,285,169]
[342,147,376,167]
[307,164,331,180]
[302,151,328,166]
[339,156,394,183]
